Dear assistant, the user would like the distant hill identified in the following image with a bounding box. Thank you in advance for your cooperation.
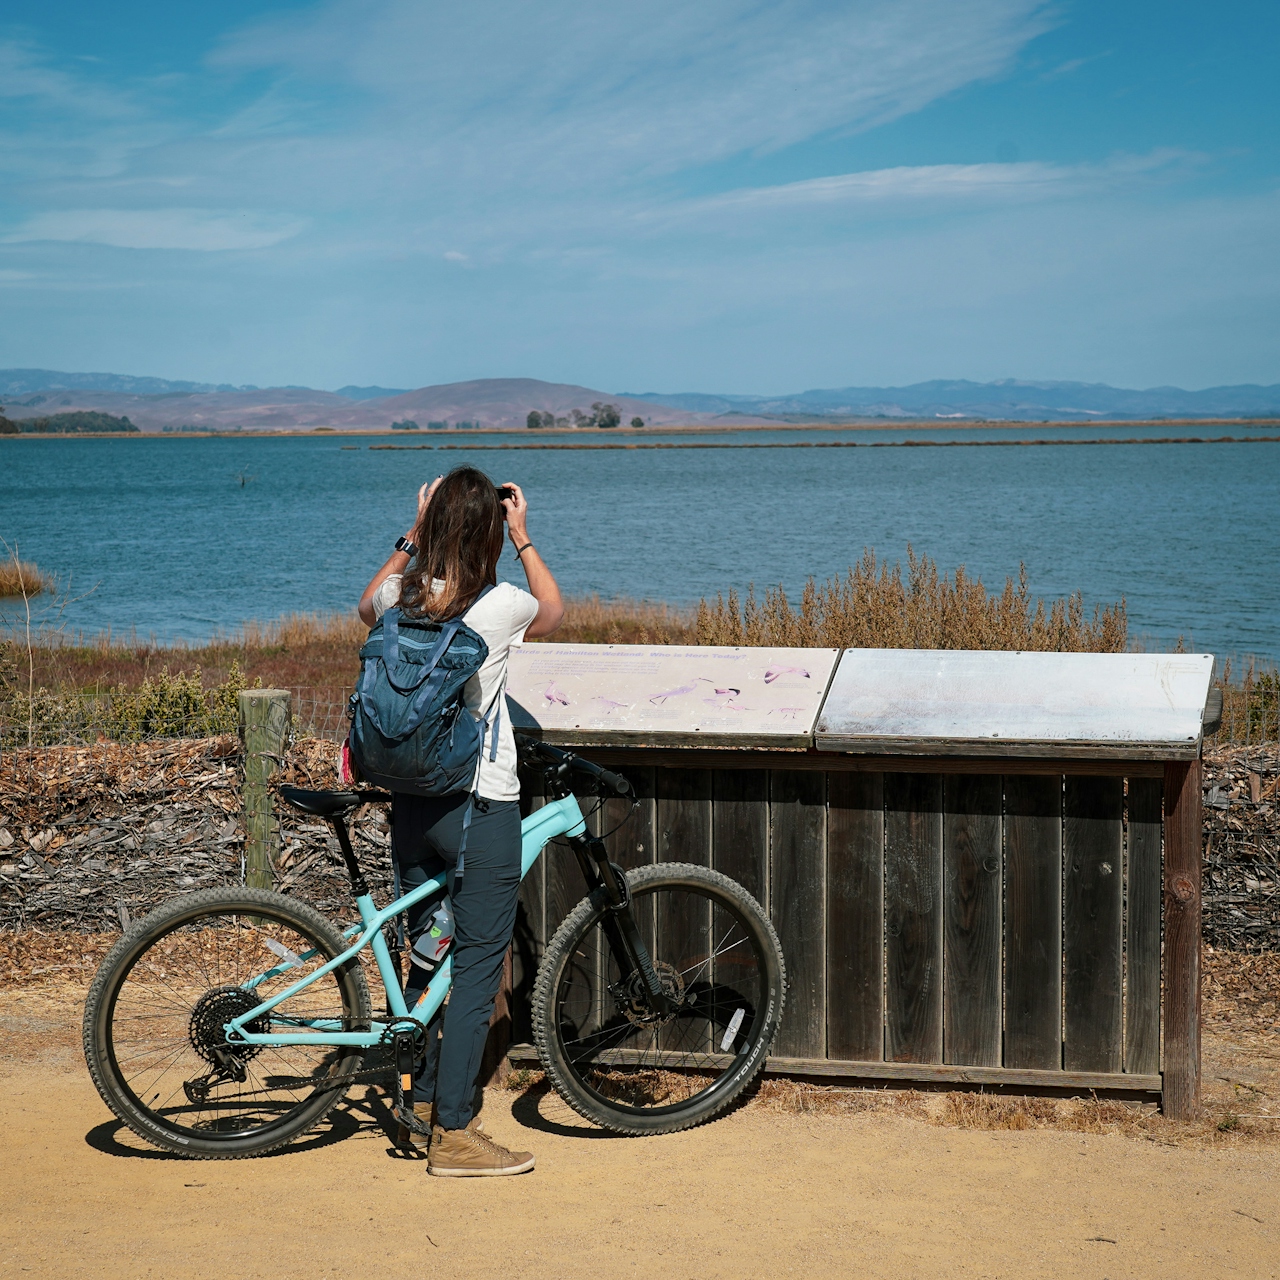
[0,375,696,432]
[3,369,1276,431]
[334,384,410,400]
[627,378,1280,421]
[375,378,671,428]
[0,368,247,397]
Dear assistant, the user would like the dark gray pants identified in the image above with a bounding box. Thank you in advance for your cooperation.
[391,792,522,1129]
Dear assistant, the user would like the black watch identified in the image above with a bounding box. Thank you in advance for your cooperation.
[395,536,418,557]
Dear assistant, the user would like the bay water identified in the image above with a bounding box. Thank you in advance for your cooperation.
[1,426,1277,662]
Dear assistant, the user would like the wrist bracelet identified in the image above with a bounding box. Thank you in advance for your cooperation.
[395,536,418,557]
[514,542,533,558]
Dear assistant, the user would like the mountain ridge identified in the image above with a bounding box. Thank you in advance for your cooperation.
[625,378,1280,420]
[1,369,1277,429]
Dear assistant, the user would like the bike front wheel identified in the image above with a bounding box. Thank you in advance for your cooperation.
[83,887,371,1159]
[533,862,785,1135]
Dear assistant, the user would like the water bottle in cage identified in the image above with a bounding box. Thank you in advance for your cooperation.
[409,898,454,975]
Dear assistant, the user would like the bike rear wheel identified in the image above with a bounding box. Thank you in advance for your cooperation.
[533,862,785,1135]
[83,887,371,1159]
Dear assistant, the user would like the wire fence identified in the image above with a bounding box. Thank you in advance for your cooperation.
[1208,668,1280,747]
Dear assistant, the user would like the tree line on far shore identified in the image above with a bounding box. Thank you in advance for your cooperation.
[527,402,644,429]
[0,410,139,434]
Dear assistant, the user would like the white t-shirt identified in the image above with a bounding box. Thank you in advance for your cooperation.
[371,576,539,802]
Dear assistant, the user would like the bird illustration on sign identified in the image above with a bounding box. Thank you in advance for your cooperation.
[592,696,631,715]
[764,665,811,684]
[650,676,741,705]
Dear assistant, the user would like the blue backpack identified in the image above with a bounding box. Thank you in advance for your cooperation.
[347,588,503,798]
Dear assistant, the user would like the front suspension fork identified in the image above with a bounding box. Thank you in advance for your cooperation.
[569,834,671,1017]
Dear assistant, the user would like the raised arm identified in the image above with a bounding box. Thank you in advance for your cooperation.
[357,477,441,626]
[501,482,563,638]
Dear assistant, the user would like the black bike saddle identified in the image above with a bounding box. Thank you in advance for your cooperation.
[278,785,389,817]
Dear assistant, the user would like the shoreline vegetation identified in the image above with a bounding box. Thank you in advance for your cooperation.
[0,558,49,598]
[3,417,1280,440]
[1,548,1274,745]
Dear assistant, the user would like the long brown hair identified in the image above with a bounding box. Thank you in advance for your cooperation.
[398,467,504,621]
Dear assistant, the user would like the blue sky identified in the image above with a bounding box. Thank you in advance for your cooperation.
[1,0,1276,393]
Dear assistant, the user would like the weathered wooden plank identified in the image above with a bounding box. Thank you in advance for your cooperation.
[761,1058,1162,1092]
[656,768,713,866]
[884,773,944,1064]
[943,774,1002,1067]
[542,778,595,947]
[583,748,1166,778]
[656,769,713,1051]
[602,765,656,874]
[711,770,769,908]
[769,770,827,1059]
[1163,758,1202,1119]
[709,769,770,1052]
[1063,776,1124,1072]
[591,765,656,1032]
[827,771,884,1061]
[1004,774,1063,1070]
[506,1044,1162,1094]
[1125,776,1163,1077]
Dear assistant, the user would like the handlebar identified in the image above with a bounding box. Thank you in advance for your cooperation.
[516,735,635,799]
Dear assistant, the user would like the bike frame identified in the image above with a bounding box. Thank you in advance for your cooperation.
[224,794,587,1050]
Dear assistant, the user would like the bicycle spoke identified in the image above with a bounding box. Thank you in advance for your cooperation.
[100,900,366,1148]
[549,879,771,1115]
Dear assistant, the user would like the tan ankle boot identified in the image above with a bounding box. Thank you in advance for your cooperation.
[428,1122,534,1177]
[398,1102,435,1150]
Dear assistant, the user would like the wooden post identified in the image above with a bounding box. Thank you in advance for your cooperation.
[239,688,291,891]
[1162,757,1202,1119]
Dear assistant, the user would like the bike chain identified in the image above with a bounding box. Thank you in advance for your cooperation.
[255,1015,432,1137]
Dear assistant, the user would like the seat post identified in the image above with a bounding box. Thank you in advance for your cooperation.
[327,814,371,898]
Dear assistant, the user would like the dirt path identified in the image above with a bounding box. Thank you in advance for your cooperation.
[2,988,1278,1280]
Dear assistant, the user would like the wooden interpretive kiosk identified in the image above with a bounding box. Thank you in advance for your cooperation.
[505,645,1214,1118]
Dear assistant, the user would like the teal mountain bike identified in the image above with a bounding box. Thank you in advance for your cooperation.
[82,739,786,1159]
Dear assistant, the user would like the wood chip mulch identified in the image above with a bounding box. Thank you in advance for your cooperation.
[1203,744,1280,951]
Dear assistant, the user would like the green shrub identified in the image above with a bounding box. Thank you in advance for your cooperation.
[101,663,249,741]
[0,647,253,745]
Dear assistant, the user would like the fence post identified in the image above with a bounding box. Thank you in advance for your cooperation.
[1162,756,1202,1119]
[240,689,291,891]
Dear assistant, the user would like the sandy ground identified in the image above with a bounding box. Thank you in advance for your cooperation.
[2,984,1278,1280]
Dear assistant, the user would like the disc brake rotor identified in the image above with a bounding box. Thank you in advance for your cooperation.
[613,960,686,1027]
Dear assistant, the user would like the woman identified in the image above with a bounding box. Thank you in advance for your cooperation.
[358,466,563,1176]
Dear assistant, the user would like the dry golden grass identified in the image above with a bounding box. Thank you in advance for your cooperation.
[13,599,694,707]
[696,548,1128,651]
[0,558,49,598]
[556,594,695,645]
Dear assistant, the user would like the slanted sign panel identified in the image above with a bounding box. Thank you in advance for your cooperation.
[506,644,840,747]
[816,649,1215,758]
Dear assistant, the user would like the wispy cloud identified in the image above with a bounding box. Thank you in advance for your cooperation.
[4,208,307,251]
[206,0,1057,187]
[666,149,1200,219]
[0,0,1270,391]
[0,2,1064,267]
